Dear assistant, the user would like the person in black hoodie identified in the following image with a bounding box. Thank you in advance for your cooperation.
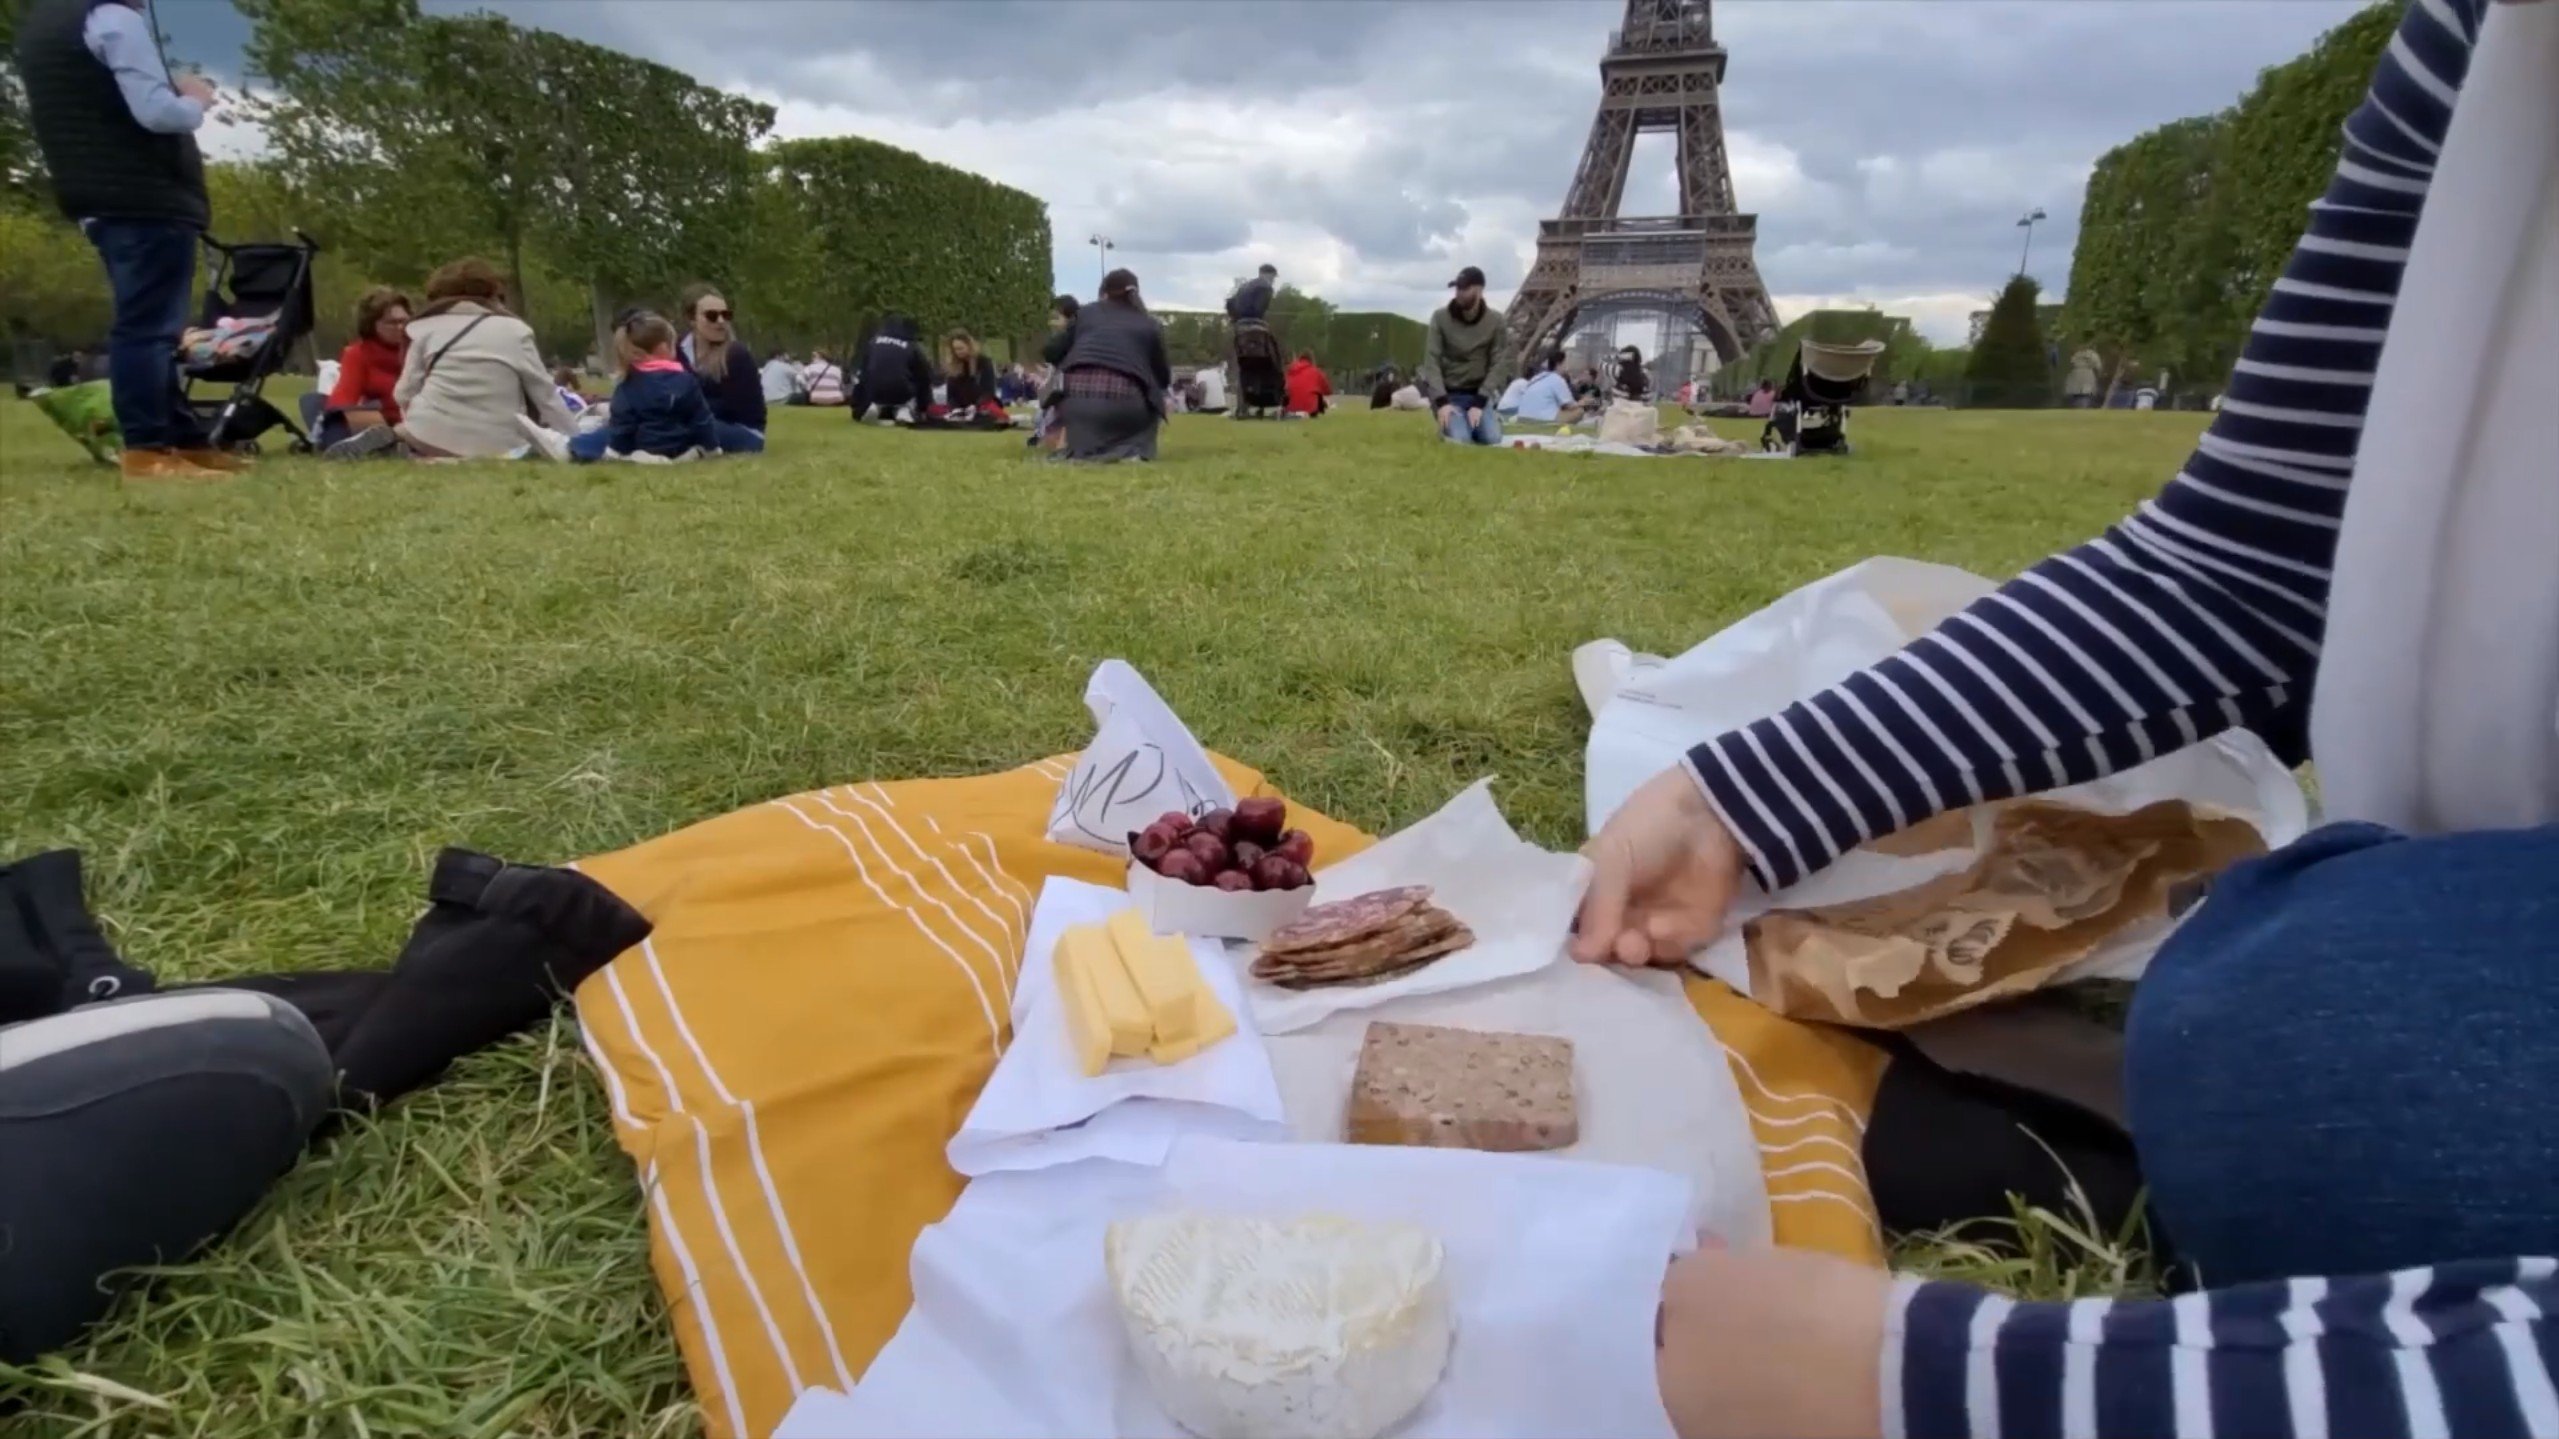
[851,312,935,424]
[1046,268,1172,462]
[675,284,766,452]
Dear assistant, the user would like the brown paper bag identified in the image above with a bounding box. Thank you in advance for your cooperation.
[1742,800,2263,1029]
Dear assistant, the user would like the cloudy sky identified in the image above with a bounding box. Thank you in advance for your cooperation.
[164,0,2365,344]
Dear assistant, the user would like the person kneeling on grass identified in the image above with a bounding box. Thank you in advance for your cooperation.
[1044,267,1172,462]
[1623,2,2558,1432]
[1416,264,1514,445]
[528,312,720,464]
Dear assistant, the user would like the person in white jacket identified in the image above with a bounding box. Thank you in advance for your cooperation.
[390,258,572,459]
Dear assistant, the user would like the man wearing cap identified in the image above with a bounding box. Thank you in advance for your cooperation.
[1416,265,1516,445]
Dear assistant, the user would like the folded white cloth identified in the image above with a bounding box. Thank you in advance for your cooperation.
[775,1135,1695,1439]
[946,877,1286,1176]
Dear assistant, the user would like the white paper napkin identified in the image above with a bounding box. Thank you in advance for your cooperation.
[946,877,1287,1176]
[1244,780,1592,1035]
[775,1136,1695,1439]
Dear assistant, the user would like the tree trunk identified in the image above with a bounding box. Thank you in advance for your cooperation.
[505,226,529,326]
[590,278,615,376]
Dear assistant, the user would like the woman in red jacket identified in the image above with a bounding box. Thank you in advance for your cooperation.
[318,286,410,454]
[1283,350,1331,417]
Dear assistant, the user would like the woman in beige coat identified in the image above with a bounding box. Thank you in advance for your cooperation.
[389,257,571,459]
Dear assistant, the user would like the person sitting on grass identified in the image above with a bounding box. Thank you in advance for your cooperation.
[1617,1,2559,1432]
[675,284,765,452]
[550,366,590,416]
[940,330,1007,424]
[1030,296,1076,451]
[1504,349,1585,425]
[1368,365,1400,409]
[1415,264,1514,445]
[316,285,409,454]
[1045,267,1172,462]
[1612,344,1650,402]
[1283,350,1331,417]
[1744,378,1777,417]
[530,311,718,464]
[802,349,846,407]
[389,256,574,460]
[761,348,806,407]
[850,313,934,424]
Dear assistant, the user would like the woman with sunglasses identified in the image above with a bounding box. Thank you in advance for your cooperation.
[676,284,767,453]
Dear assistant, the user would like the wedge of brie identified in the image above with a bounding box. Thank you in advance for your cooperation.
[1105,1212,1452,1439]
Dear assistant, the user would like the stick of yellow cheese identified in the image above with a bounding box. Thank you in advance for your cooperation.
[1053,909,1236,1075]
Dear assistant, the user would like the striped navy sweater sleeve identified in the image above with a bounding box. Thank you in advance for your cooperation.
[1685,0,2487,892]
[1890,1258,2559,1439]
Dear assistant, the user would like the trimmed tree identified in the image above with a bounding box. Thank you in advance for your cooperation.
[240,0,771,359]
[1965,274,2053,408]
[743,136,1049,358]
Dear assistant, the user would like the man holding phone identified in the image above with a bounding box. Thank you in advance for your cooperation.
[15,0,235,480]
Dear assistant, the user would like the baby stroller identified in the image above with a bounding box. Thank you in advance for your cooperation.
[1760,338,1885,456]
[1229,319,1287,420]
[181,232,321,453]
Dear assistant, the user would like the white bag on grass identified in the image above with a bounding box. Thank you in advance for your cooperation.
[1044,661,1238,856]
[1596,398,1661,447]
[1581,556,2311,987]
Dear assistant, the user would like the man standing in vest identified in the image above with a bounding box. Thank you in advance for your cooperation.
[15,0,241,480]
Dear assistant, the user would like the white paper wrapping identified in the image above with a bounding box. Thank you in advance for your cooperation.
[1241,780,1591,1035]
[1045,661,1238,857]
[1580,556,2313,988]
[773,1137,1695,1439]
[946,877,1286,1176]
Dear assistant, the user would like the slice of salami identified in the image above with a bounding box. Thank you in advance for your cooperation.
[1259,885,1436,955]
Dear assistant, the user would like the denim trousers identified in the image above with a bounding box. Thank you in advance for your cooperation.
[81,218,201,451]
[1437,391,1503,445]
[2126,821,2559,1284]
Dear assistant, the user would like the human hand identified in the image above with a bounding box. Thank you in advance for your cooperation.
[1466,407,1483,427]
[1573,765,1746,965]
[177,74,218,104]
[1655,1244,1890,1439]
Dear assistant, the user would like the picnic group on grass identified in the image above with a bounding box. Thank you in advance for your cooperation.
[12,0,2559,1434]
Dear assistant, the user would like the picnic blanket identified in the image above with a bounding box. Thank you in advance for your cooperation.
[573,754,1884,1439]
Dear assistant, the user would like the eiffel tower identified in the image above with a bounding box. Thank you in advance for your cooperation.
[1502,0,1779,377]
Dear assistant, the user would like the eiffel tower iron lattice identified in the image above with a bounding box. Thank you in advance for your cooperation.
[1501,0,1779,375]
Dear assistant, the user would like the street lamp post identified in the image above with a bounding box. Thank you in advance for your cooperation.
[2015,207,2048,277]
[1088,234,1114,289]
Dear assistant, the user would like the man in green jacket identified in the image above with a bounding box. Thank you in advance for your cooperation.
[1415,265,1516,445]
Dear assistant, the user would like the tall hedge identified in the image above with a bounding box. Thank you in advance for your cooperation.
[746,137,1049,356]
[2061,1,2398,394]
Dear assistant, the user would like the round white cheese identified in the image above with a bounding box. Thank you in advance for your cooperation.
[1105,1212,1453,1439]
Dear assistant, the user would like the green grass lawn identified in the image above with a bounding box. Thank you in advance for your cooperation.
[0,398,2204,1435]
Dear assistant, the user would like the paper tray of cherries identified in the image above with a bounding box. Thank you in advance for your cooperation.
[1124,797,1318,941]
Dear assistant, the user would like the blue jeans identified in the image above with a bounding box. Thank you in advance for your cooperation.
[2126,822,2559,1285]
[1437,392,1502,445]
[566,422,761,463]
[81,219,201,451]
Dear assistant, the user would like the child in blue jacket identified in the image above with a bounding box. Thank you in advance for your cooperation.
[554,312,719,462]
